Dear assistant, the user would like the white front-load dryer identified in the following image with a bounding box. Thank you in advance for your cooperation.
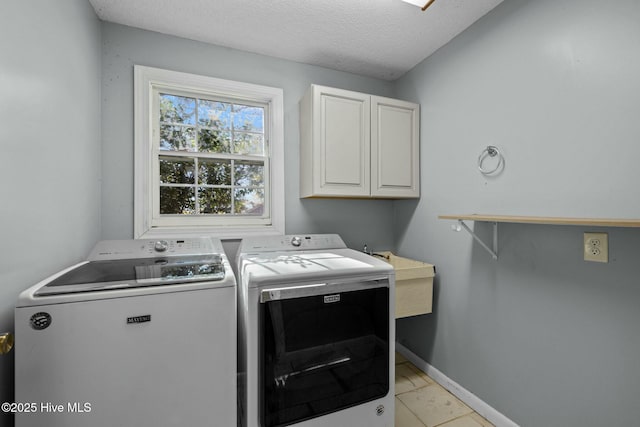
[236,234,395,427]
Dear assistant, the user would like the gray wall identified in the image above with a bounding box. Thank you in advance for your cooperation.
[0,0,102,422]
[393,0,640,426]
[100,23,397,251]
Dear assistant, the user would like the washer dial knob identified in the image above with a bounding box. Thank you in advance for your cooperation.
[291,236,302,247]
[154,240,169,252]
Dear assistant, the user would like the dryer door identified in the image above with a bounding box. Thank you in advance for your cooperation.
[259,281,389,427]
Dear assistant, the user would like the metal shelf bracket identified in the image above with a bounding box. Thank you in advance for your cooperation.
[454,220,498,260]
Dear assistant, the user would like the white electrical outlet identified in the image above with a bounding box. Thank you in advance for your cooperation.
[584,232,608,263]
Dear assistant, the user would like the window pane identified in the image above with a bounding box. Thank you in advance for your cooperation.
[198,129,231,153]
[235,188,264,215]
[234,161,264,187]
[198,100,231,129]
[233,105,264,132]
[160,157,195,184]
[199,188,232,214]
[160,94,196,125]
[160,125,196,151]
[233,132,264,155]
[199,159,231,186]
[160,187,195,214]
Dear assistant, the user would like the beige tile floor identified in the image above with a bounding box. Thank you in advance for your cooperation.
[395,353,495,427]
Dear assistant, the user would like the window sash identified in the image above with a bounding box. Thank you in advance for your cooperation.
[156,156,269,217]
[151,86,271,226]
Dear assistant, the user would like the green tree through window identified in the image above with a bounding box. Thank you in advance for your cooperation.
[158,93,266,216]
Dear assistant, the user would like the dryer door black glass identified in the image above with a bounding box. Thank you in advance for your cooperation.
[260,286,389,427]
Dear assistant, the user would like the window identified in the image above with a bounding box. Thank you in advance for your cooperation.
[134,66,284,238]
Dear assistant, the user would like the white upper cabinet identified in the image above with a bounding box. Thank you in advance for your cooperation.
[371,96,420,198]
[300,85,419,199]
[300,86,371,197]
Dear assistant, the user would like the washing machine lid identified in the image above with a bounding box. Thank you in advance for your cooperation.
[239,248,393,288]
[34,255,225,296]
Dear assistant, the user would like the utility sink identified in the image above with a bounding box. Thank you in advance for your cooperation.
[377,252,435,319]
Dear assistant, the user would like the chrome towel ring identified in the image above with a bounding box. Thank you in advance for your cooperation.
[478,145,504,175]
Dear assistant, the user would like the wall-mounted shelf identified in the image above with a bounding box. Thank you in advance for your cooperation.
[438,214,640,260]
[439,214,640,228]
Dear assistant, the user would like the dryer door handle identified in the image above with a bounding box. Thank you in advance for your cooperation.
[259,278,389,303]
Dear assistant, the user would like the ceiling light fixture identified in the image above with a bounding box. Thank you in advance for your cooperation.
[401,0,437,11]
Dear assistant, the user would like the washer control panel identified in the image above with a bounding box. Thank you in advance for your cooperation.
[240,234,347,252]
[88,238,216,260]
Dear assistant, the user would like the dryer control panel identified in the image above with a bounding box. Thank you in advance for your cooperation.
[240,234,347,253]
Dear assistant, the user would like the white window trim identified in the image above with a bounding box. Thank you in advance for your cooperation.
[134,65,285,239]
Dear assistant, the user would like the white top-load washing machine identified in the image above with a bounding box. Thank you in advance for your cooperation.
[236,234,395,427]
[15,237,236,427]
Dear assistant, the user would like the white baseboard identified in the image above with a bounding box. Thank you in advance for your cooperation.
[395,342,519,427]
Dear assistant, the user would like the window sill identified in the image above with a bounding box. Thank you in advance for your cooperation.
[136,224,285,240]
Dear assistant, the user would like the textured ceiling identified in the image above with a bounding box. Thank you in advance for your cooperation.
[89,0,504,80]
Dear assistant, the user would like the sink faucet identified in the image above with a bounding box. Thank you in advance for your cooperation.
[362,244,390,260]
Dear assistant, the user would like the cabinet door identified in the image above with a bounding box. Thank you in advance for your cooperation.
[371,96,419,198]
[312,86,370,197]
